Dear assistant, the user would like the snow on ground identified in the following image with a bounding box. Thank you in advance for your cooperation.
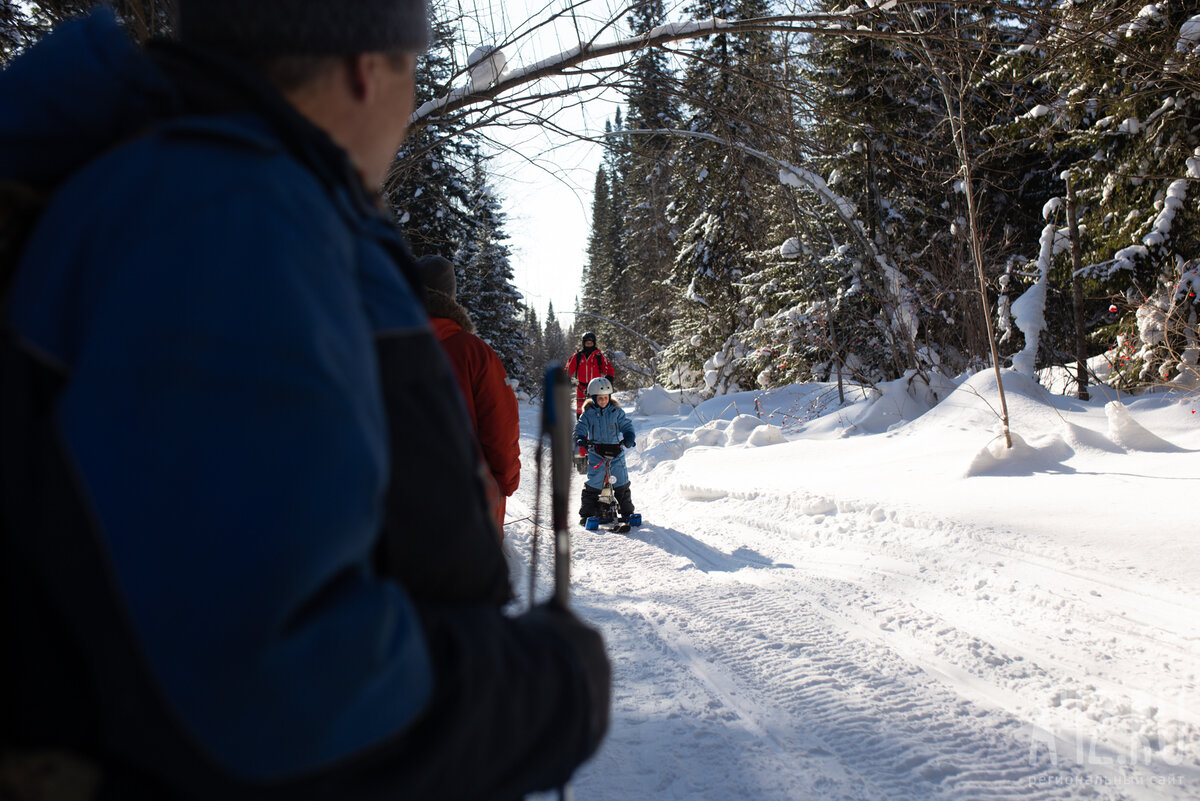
[502,369,1200,800]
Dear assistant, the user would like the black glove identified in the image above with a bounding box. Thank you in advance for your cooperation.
[575,437,588,448]
[519,602,611,749]
[623,435,635,449]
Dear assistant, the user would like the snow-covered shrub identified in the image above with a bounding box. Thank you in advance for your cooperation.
[736,245,896,390]
[1100,260,1200,390]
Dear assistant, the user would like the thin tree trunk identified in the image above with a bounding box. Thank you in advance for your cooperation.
[908,14,1012,448]
[937,74,1011,448]
[1065,175,1090,401]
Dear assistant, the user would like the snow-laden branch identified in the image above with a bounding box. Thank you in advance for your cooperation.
[609,126,920,359]
[1098,147,1200,278]
[410,8,905,129]
[1011,221,1070,377]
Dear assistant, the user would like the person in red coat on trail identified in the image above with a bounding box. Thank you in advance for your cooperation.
[566,331,615,417]
[415,255,521,535]
[566,331,615,471]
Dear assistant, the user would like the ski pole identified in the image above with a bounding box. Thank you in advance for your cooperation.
[543,365,573,607]
[543,365,575,801]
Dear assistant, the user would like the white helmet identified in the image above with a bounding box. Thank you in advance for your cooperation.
[586,376,614,396]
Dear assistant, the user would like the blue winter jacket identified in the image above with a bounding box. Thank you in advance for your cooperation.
[1,12,604,800]
[575,401,635,489]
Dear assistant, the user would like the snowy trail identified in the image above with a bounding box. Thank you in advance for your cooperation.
[502,399,1199,801]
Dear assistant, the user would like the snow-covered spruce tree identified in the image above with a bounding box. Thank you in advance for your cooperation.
[520,305,546,395]
[977,16,1083,381]
[793,3,960,382]
[579,161,625,362]
[1019,2,1200,389]
[543,302,571,366]
[616,0,680,379]
[893,3,1073,381]
[454,156,528,390]
[601,111,634,356]
[914,2,1111,387]
[386,4,476,260]
[658,0,792,396]
[562,309,576,354]
[740,232,892,391]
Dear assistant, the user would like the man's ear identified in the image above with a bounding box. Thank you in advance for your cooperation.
[344,53,373,102]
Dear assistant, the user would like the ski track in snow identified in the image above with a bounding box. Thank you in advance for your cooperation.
[505,406,1199,801]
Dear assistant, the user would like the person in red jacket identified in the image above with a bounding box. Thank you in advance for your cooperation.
[415,255,521,535]
[566,331,615,471]
[567,331,616,417]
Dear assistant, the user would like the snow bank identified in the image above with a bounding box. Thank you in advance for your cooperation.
[963,429,1073,477]
[639,414,785,470]
[747,424,786,446]
[725,414,766,444]
[836,370,964,435]
[635,385,688,416]
[1105,400,1184,452]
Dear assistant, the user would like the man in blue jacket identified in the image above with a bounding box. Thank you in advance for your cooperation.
[0,2,608,799]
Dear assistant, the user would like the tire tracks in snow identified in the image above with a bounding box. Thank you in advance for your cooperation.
[590,532,1124,801]
[703,496,1200,785]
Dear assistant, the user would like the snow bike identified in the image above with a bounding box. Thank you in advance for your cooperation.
[583,442,641,533]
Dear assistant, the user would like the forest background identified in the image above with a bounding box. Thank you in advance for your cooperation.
[5,0,1199,403]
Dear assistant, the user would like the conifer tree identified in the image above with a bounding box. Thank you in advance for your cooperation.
[1017,2,1200,387]
[774,2,971,381]
[543,302,570,365]
[521,305,546,393]
[618,0,679,377]
[580,164,622,350]
[386,5,475,259]
[603,111,632,324]
[659,0,791,394]
[455,156,527,388]
[3,0,171,60]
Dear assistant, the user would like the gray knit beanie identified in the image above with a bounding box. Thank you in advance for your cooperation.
[178,0,431,55]
[414,254,457,299]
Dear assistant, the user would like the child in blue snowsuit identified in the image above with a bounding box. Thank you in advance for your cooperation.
[575,377,636,525]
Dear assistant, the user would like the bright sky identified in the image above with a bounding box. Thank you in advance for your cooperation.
[448,0,630,324]
[488,99,620,325]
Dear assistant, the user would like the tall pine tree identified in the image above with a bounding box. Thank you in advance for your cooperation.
[659,0,791,394]
[579,163,624,355]
[455,155,527,388]
[386,2,476,260]
[618,0,680,379]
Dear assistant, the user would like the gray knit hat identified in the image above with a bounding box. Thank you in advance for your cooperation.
[414,255,457,299]
[178,0,431,55]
